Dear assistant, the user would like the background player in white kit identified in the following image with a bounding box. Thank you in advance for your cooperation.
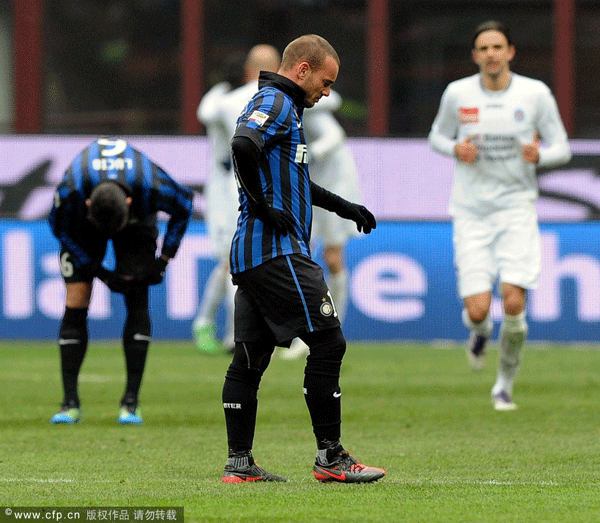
[192,45,281,354]
[281,89,362,360]
[428,20,571,410]
[192,76,238,354]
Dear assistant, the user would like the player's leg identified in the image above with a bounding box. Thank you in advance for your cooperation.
[51,281,92,424]
[302,327,345,447]
[323,245,348,322]
[283,245,348,361]
[192,261,228,354]
[195,171,238,354]
[113,224,156,424]
[491,284,527,411]
[221,287,284,482]
[454,215,495,370]
[303,327,385,483]
[282,255,384,483]
[222,274,236,353]
[119,284,150,424]
[492,205,540,410]
[462,292,494,371]
[51,243,104,424]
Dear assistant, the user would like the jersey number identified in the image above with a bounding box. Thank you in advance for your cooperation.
[60,252,74,278]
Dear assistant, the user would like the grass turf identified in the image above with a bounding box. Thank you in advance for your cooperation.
[1,340,599,522]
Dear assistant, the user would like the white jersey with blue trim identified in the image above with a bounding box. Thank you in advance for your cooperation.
[428,73,571,218]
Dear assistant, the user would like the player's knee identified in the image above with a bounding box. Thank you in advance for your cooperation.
[465,306,489,326]
[502,285,526,316]
[231,341,273,374]
[305,327,346,363]
[226,360,264,389]
[65,282,92,309]
[503,297,525,317]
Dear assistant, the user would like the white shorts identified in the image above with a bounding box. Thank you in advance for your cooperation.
[453,205,541,298]
[205,170,239,261]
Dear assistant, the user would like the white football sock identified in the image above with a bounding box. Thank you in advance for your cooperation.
[193,263,228,329]
[461,308,493,337]
[223,278,236,349]
[492,311,528,396]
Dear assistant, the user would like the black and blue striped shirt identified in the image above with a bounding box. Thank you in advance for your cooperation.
[48,138,193,268]
[230,72,312,274]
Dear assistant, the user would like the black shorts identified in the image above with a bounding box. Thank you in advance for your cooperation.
[60,223,158,283]
[232,254,341,345]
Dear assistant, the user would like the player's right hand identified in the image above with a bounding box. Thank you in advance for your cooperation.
[347,204,377,234]
[250,202,296,236]
[455,136,478,164]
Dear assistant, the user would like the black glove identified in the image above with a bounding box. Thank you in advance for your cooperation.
[143,257,169,285]
[96,266,132,294]
[250,201,296,236]
[310,182,377,234]
[337,203,377,234]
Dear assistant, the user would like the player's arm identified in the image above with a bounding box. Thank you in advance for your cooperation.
[428,87,470,159]
[153,169,194,259]
[230,135,295,236]
[310,181,376,234]
[533,89,572,168]
[135,170,192,286]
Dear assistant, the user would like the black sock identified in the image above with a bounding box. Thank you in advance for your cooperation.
[302,327,346,446]
[122,341,148,404]
[58,307,89,407]
[222,363,261,453]
[122,292,150,405]
[303,370,342,444]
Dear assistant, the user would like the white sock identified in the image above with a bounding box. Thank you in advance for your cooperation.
[492,311,528,396]
[193,264,228,329]
[461,308,493,337]
[223,278,236,348]
[328,269,348,324]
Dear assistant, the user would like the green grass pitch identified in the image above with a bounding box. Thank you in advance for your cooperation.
[1,339,600,522]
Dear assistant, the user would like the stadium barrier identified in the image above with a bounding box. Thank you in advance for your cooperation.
[1,135,599,342]
[1,220,599,342]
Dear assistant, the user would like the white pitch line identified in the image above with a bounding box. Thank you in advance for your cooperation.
[0,478,74,483]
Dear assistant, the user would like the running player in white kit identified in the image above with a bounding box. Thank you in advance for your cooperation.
[428,20,571,410]
[193,80,239,354]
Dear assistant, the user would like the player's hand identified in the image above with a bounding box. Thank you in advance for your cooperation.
[522,132,540,163]
[250,201,296,236]
[96,267,133,294]
[455,136,478,164]
[143,257,169,285]
[342,203,377,234]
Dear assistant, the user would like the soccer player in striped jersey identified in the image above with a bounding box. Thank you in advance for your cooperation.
[48,138,193,424]
[220,34,385,484]
[429,21,571,410]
